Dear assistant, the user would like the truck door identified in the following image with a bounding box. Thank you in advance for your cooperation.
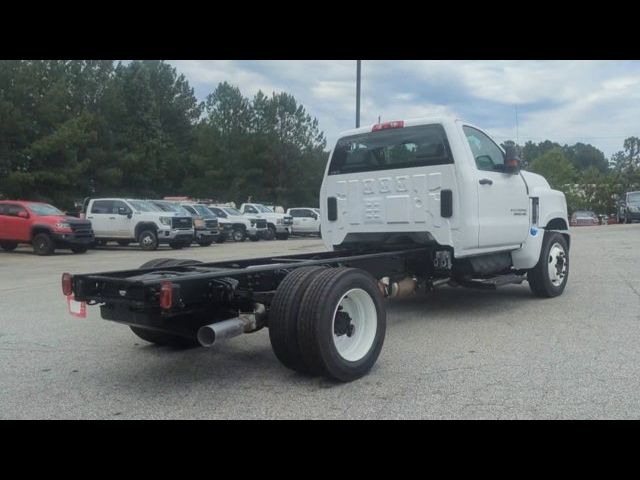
[462,126,529,248]
[87,200,115,237]
[5,204,30,241]
[111,200,133,237]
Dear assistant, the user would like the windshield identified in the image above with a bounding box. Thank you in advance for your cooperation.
[193,205,215,217]
[628,192,640,204]
[28,203,64,216]
[224,207,242,216]
[328,124,452,175]
[256,204,273,213]
[575,211,596,219]
[129,200,160,212]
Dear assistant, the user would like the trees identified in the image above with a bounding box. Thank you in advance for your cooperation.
[0,61,327,209]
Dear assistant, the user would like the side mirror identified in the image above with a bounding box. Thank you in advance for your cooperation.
[504,146,521,174]
[18,211,29,219]
[312,213,318,220]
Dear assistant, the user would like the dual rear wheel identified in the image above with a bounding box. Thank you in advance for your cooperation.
[269,266,386,382]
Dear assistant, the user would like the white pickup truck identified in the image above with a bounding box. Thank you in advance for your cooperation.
[207,205,268,242]
[321,116,570,298]
[66,116,570,383]
[84,198,194,250]
[239,203,293,240]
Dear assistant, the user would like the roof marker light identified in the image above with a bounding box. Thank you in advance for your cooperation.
[372,120,404,132]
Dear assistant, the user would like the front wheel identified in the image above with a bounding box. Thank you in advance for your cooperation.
[232,228,246,242]
[32,233,55,256]
[214,233,227,244]
[138,230,158,251]
[275,230,289,240]
[264,225,276,241]
[249,234,260,242]
[297,267,386,382]
[71,245,88,254]
[527,232,569,298]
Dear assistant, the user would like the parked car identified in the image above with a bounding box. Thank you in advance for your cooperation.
[83,198,194,250]
[207,205,267,242]
[176,202,220,246]
[0,200,94,255]
[570,210,599,226]
[239,203,292,240]
[287,207,321,236]
[617,191,640,223]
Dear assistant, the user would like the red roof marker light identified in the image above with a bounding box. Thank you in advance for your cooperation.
[372,120,404,132]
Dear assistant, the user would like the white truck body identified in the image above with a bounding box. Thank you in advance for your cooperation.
[286,207,321,234]
[207,205,268,240]
[86,198,194,247]
[239,203,293,238]
[320,117,569,270]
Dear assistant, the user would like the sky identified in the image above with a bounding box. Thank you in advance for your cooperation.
[168,60,640,157]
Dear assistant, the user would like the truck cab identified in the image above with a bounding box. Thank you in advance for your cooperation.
[85,198,194,250]
[239,203,293,240]
[286,207,321,236]
[320,117,569,295]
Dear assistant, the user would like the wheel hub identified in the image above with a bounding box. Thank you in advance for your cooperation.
[334,307,355,337]
[548,243,567,287]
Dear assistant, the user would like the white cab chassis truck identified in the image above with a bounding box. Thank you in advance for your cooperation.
[65,117,569,382]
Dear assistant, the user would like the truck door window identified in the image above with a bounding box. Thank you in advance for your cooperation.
[245,206,258,214]
[112,200,130,215]
[328,124,452,175]
[6,204,26,217]
[91,200,114,214]
[463,126,505,172]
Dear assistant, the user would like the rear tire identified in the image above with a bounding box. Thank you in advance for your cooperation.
[0,241,18,251]
[198,240,213,246]
[297,267,386,382]
[214,233,227,244]
[129,326,200,348]
[32,233,55,256]
[269,266,327,373]
[528,231,569,298]
[169,242,184,250]
[71,246,88,254]
[138,229,158,251]
[249,234,260,242]
[264,225,276,240]
[275,230,290,240]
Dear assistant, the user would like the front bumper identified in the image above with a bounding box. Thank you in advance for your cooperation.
[194,229,218,242]
[52,231,95,246]
[158,228,195,243]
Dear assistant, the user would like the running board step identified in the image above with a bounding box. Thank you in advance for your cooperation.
[457,273,526,290]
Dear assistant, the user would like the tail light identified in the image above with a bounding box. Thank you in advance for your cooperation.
[159,281,173,310]
[62,273,73,296]
[372,120,404,132]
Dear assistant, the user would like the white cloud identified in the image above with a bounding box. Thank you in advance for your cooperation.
[168,60,640,157]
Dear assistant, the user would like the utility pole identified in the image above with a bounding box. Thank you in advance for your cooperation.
[356,60,361,128]
[515,106,519,148]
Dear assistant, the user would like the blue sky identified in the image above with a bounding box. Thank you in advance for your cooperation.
[168,60,640,157]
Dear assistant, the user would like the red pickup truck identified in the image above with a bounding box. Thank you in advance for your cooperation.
[0,200,94,255]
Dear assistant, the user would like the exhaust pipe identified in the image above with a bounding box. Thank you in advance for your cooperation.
[197,303,266,347]
[198,317,246,347]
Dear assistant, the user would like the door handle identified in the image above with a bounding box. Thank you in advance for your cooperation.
[479,178,493,185]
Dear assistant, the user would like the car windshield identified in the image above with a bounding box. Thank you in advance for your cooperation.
[575,211,595,219]
[193,205,215,217]
[129,200,160,212]
[224,207,242,216]
[28,203,64,216]
[256,204,273,213]
[628,192,640,204]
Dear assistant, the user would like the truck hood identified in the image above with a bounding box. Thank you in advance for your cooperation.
[520,170,551,190]
[37,215,92,226]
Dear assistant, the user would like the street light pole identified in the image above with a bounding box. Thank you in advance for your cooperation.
[356,60,361,128]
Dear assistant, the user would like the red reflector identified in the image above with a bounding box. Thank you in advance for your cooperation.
[159,281,173,310]
[372,120,404,132]
[62,273,73,296]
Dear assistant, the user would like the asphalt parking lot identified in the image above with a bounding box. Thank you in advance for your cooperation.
[1,225,639,419]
